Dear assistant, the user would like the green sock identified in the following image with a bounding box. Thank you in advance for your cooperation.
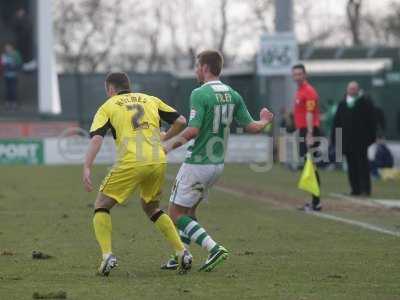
[176,216,218,253]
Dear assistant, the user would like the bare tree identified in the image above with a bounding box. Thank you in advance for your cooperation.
[250,0,274,33]
[58,0,398,73]
[85,0,123,72]
[54,0,141,72]
[361,13,389,45]
[218,0,229,56]
[346,0,363,46]
[54,1,81,72]
[385,2,400,44]
[55,0,262,72]
[146,5,163,72]
[222,0,274,64]
[164,0,183,69]
[294,0,339,46]
[181,1,200,68]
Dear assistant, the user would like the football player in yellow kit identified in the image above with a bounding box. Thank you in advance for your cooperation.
[83,72,192,276]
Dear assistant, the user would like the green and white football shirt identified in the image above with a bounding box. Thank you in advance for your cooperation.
[185,80,254,165]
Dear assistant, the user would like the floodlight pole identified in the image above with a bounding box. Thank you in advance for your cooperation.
[275,0,294,32]
[38,0,61,115]
[273,0,296,110]
[271,0,297,164]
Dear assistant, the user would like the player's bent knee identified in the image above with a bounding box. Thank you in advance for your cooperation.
[95,193,117,210]
[141,199,160,219]
[167,207,179,223]
[168,203,191,223]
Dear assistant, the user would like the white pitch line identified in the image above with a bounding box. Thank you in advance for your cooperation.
[166,174,400,238]
[309,212,400,237]
[329,192,382,208]
[330,192,400,209]
[218,185,400,237]
[374,200,400,208]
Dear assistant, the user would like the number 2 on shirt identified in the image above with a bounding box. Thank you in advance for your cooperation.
[126,104,148,130]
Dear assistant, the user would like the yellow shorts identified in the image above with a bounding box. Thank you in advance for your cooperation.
[100,163,166,204]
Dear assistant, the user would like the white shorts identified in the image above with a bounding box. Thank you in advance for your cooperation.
[169,163,224,208]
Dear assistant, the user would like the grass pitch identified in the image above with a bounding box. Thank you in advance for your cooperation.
[1,164,400,299]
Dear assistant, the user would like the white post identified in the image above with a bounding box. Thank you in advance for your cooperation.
[38,0,61,114]
[274,0,296,110]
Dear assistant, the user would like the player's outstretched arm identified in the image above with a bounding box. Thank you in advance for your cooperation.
[245,107,274,133]
[163,127,199,153]
[83,135,103,192]
[161,115,187,142]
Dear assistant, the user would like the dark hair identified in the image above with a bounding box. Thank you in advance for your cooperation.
[197,50,224,76]
[105,72,131,91]
[292,63,306,73]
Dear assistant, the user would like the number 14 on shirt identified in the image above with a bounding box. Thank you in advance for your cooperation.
[213,103,234,133]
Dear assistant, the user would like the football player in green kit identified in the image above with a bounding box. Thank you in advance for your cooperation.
[162,50,274,272]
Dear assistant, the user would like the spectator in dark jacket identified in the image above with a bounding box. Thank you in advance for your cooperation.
[370,137,394,179]
[331,81,377,196]
[1,43,22,110]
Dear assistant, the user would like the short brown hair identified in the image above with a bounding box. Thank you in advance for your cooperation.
[197,50,224,76]
[105,72,131,91]
[292,63,306,73]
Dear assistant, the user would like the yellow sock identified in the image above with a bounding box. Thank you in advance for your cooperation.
[153,212,184,255]
[93,211,112,256]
